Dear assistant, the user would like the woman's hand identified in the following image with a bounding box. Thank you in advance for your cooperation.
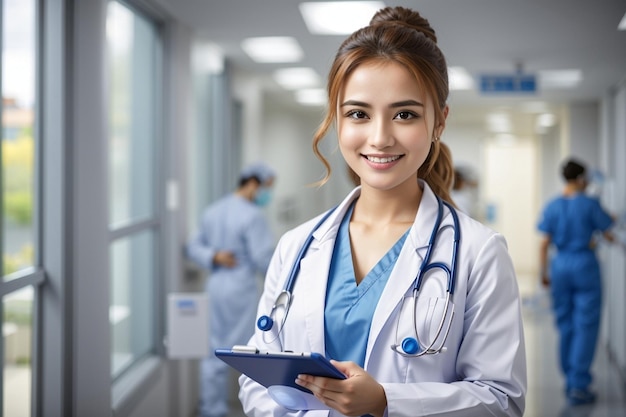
[295,360,387,417]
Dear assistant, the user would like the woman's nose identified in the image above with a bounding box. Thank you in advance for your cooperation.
[368,119,394,149]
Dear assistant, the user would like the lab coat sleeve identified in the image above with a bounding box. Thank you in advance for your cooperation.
[382,233,526,417]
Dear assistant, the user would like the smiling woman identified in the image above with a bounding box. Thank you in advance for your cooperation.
[237,6,526,417]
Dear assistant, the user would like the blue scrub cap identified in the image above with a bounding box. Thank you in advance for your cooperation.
[240,162,276,183]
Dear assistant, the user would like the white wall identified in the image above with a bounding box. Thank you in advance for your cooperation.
[262,97,331,236]
[603,84,626,375]
[483,139,539,278]
[232,76,354,239]
[568,102,599,166]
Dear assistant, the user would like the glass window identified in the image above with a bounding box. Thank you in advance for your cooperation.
[3,286,34,417]
[110,230,155,377]
[106,0,161,379]
[107,1,157,229]
[2,0,37,414]
[2,0,37,280]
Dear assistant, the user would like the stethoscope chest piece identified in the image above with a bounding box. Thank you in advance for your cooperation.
[401,337,420,355]
[257,289,292,342]
[257,315,273,332]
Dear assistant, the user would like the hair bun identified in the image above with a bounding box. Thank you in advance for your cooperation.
[370,6,437,43]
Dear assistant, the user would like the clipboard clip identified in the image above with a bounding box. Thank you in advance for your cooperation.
[232,345,259,354]
[231,345,299,355]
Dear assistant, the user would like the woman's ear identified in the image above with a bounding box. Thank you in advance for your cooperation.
[435,105,449,138]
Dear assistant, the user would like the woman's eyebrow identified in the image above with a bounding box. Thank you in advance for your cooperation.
[340,99,424,108]
[390,100,424,108]
[340,100,370,107]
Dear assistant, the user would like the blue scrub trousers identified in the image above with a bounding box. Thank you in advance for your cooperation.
[550,250,602,392]
[199,272,258,417]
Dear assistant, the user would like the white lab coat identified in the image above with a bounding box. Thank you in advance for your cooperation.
[239,181,526,417]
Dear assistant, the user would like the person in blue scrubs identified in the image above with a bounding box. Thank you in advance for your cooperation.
[537,158,615,406]
[187,162,277,417]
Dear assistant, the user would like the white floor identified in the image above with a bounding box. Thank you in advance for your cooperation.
[522,290,626,417]
[3,364,31,417]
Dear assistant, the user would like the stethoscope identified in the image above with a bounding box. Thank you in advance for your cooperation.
[256,195,460,357]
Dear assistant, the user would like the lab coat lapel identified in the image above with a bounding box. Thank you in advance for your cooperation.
[297,187,361,354]
[297,238,334,354]
[365,182,449,365]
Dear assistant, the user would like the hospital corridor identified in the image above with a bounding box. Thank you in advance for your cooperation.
[2,0,626,417]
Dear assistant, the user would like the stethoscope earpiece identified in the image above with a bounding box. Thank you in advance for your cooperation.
[257,315,274,331]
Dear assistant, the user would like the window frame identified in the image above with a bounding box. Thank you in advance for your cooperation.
[1,0,45,415]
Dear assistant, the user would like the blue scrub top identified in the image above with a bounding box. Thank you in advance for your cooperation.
[187,194,275,274]
[537,193,613,253]
[324,202,409,366]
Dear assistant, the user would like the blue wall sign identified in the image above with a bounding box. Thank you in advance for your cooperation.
[480,74,537,93]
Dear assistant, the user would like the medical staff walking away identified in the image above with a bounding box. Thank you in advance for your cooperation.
[537,158,615,406]
[187,162,276,417]
[238,6,526,416]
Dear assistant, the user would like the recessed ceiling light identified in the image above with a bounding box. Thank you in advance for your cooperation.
[448,66,474,91]
[273,67,321,90]
[299,1,386,35]
[520,101,550,114]
[241,37,303,63]
[486,112,512,133]
[537,113,557,128]
[295,88,327,106]
[192,42,224,73]
[618,12,626,30]
[494,133,516,146]
[538,69,582,89]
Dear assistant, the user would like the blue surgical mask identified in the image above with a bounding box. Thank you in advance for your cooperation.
[254,187,272,207]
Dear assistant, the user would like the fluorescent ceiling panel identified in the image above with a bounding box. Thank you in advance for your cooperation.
[536,113,557,128]
[619,12,626,30]
[486,112,512,133]
[538,69,582,89]
[494,133,516,146]
[448,66,474,90]
[192,42,224,73]
[295,88,327,106]
[273,67,321,90]
[520,101,550,114]
[299,1,386,35]
[241,37,303,63]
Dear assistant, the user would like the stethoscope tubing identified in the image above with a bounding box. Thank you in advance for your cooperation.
[283,207,337,291]
[259,207,336,342]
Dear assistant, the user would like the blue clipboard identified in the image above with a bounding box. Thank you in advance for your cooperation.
[215,346,346,395]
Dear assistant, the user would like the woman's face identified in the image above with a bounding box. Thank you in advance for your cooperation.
[337,60,446,192]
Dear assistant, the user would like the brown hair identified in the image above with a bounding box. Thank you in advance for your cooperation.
[312,6,453,201]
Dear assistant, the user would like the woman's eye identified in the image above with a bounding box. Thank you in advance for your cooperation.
[395,111,418,120]
[346,110,368,119]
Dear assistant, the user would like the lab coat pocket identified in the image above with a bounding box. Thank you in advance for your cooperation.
[394,294,454,354]
[421,297,454,352]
